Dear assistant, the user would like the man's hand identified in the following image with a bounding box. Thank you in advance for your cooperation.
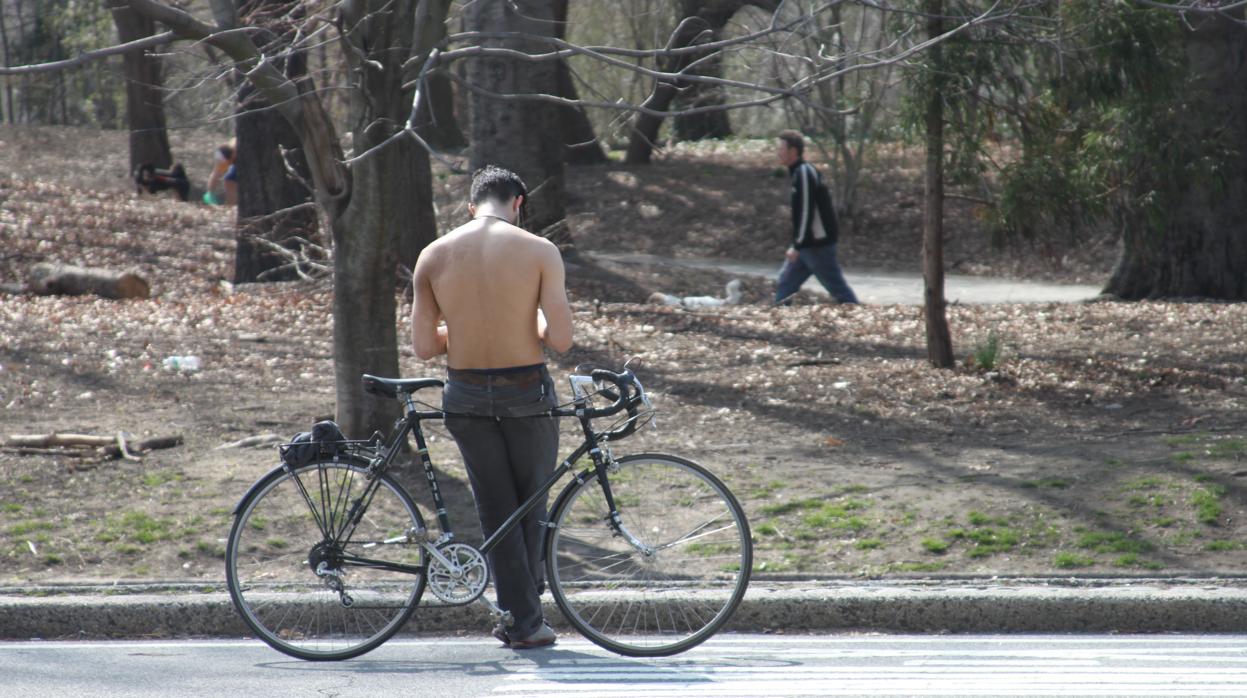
[785,247,799,263]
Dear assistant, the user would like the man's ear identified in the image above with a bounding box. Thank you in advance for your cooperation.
[513,195,524,216]
[468,203,476,217]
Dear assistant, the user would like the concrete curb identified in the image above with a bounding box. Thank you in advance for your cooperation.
[4,580,1247,640]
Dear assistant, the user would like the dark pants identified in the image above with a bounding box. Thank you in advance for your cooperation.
[442,365,558,638]
[776,243,859,304]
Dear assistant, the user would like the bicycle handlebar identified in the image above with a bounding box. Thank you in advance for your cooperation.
[567,367,647,441]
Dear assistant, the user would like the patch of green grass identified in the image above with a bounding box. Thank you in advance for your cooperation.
[1173,452,1197,464]
[115,543,142,555]
[760,498,824,516]
[965,528,1020,558]
[1204,540,1241,552]
[1054,552,1095,569]
[1165,434,1202,447]
[687,542,740,556]
[1114,553,1164,570]
[8,520,57,536]
[967,511,1008,527]
[100,511,176,547]
[1128,494,1166,508]
[855,538,884,550]
[755,523,778,536]
[2,503,22,514]
[141,470,182,488]
[1209,438,1247,458]
[209,507,232,517]
[802,500,870,531]
[264,538,289,550]
[921,538,949,554]
[972,332,1002,371]
[195,540,225,558]
[1192,486,1226,525]
[1022,478,1069,490]
[889,561,946,573]
[1152,516,1178,528]
[1076,531,1153,554]
[1124,477,1164,491]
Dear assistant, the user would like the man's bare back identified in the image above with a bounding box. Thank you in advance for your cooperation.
[411,210,572,369]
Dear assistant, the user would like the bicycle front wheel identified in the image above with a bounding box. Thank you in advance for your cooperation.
[546,453,752,656]
[226,458,428,661]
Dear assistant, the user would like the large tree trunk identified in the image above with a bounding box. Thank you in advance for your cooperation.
[1103,11,1247,301]
[331,0,429,437]
[109,1,172,170]
[672,52,732,141]
[923,0,953,369]
[234,0,318,284]
[411,0,465,151]
[466,0,567,240]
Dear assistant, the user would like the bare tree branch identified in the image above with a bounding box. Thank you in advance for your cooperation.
[0,31,174,76]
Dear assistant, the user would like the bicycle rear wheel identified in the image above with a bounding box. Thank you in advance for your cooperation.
[546,452,751,656]
[226,458,427,661]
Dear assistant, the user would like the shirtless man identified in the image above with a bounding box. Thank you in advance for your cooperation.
[410,165,573,650]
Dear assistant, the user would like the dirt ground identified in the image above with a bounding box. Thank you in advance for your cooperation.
[1,125,1245,586]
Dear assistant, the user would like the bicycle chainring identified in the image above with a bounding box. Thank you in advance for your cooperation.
[426,542,489,604]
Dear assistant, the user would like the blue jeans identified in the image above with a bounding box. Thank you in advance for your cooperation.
[775,244,859,304]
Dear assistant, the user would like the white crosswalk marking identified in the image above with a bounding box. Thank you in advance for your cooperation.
[490,636,1247,697]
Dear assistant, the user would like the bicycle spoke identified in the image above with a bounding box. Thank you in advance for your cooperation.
[548,453,751,657]
[227,459,427,661]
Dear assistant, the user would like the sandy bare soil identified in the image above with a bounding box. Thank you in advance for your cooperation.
[1,125,1245,587]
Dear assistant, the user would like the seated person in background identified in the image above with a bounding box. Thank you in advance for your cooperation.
[134,163,191,202]
[204,140,238,205]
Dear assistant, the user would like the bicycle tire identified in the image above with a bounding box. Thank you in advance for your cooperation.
[545,452,752,656]
[226,457,428,661]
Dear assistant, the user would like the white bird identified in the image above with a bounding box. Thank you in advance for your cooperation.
[649,279,743,308]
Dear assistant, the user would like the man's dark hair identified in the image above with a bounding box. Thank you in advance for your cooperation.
[470,165,527,205]
[777,129,804,157]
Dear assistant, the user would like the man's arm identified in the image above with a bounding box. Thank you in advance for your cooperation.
[410,249,448,360]
[536,241,573,353]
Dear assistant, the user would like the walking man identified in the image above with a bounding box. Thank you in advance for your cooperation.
[774,130,859,305]
[410,165,574,649]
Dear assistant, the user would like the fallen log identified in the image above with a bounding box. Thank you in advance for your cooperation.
[3,433,117,448]
[100,434,183,459]
[3,433,183,460]
[27,263,151,300]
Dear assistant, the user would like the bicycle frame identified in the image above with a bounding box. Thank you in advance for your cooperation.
[322,390,632,580]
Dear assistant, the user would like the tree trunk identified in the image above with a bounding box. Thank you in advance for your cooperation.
[109,1,172,170]
[624,0,777,164]
[923,0,954,369]
[0,6,13,123]
[466,0,567,238]
[1103,11,1247,301]
[233,0,318,284]
[672,52,732,141]
[330,0,428,437]
[412,0,465,151]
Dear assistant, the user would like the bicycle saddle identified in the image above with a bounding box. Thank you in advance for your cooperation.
[362,374,444,398]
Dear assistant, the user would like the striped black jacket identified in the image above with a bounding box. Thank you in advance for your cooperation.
[788,160,838,249]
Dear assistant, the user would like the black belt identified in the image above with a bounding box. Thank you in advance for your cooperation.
[447,367,544,388]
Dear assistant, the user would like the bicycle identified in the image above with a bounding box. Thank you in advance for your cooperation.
[225,365,752,661]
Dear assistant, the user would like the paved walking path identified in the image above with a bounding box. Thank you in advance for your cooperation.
[588,253,1104,305]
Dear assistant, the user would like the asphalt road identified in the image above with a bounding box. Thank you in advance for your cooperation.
[587,253,1104,305]
[5,633,1247,697]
